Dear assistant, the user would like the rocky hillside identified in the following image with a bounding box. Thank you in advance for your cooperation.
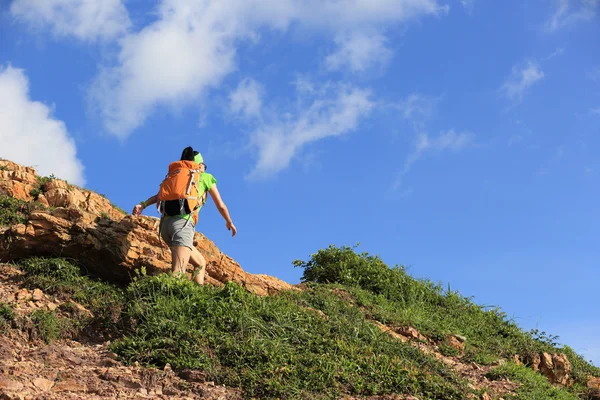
[1,159,599,400]
[0,160,290,295]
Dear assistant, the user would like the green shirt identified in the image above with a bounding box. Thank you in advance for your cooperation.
[166,172,217,224]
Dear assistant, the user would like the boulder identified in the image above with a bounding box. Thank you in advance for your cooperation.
[528,352,572,387]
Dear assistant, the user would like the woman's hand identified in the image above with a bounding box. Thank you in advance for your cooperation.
[132,204,144,216]
[227,221,237,237]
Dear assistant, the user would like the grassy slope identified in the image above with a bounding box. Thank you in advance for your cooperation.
[1,192,599,399]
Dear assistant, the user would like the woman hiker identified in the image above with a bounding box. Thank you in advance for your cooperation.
[131,146,237,285]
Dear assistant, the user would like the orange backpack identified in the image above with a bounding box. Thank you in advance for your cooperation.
[157,160,207,225]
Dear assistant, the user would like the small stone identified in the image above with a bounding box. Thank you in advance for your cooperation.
[52,379,86,392]
[47,302,57,311]
[588,376,600,389]
[0,376,24,391]
[15,288,30,301]
[32,377,54,391]
[32,289,43,301]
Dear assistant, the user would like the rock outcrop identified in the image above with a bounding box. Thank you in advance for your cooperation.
[0,159,291,296]
[528,352,573,386]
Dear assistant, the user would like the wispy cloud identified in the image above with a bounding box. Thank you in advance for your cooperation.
[546,0,599,32]
[394,93,441,122]
[229,78,263,119]
[248,83,374,179]
[84,0,446,137]
[460,0,476,14]
[591,107,600,115]
[501,61,544,103]
[544,47,566,61]
[10,0,130,41]
[0,65,85,185]
[394,129,472,188]
[325,32,393,74]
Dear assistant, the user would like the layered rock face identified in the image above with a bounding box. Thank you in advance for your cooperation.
[0,160,291,295]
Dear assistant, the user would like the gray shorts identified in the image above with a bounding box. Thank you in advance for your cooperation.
[160,217,195,249]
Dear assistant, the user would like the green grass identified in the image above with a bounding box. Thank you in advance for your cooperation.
[18,258,126,336]
[6,249,599,399]
[0,165,8,171]
[113,275,469,399]
[0,195,46,226]
[486,362,578,400]
[294,245,600,387]
[0,302,14,332]
[30,309,62,343]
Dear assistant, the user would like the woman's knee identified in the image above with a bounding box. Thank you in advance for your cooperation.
[171,246,192,272]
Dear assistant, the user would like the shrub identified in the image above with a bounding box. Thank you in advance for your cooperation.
[31,309,62,343]
[0,302,14,331]
[0,195,45,226]
[294,244,444,306]
[29,174,56,200]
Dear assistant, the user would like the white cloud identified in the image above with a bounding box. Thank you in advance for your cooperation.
[546,0,599,31]
[89,0,446,137]
[326,32,393,73]
[230,79,263,119]
[248,83,374,179]
[502,61,544,102]
[0,65,85,185]
[10,0,130,41]
[395,129,471,187]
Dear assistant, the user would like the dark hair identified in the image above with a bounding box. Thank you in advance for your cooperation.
[180,146,199,161]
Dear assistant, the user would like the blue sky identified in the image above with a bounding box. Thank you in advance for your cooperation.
[1,0,599,365]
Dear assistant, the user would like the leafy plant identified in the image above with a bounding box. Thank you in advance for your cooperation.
[529,329,560,347]
[29,174,57,200]
[31,309,62,343]
[0,195,45,226]
[0,302,14,332]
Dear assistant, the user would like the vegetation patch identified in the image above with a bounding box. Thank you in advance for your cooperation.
[0,195,46,226]
[18,258,126,337]
[0,302,14,332]
[112,275,470,399]
[294,245,599,388]
[6,248,599,399]
[30,309,62,344]
[29,174,56,200]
